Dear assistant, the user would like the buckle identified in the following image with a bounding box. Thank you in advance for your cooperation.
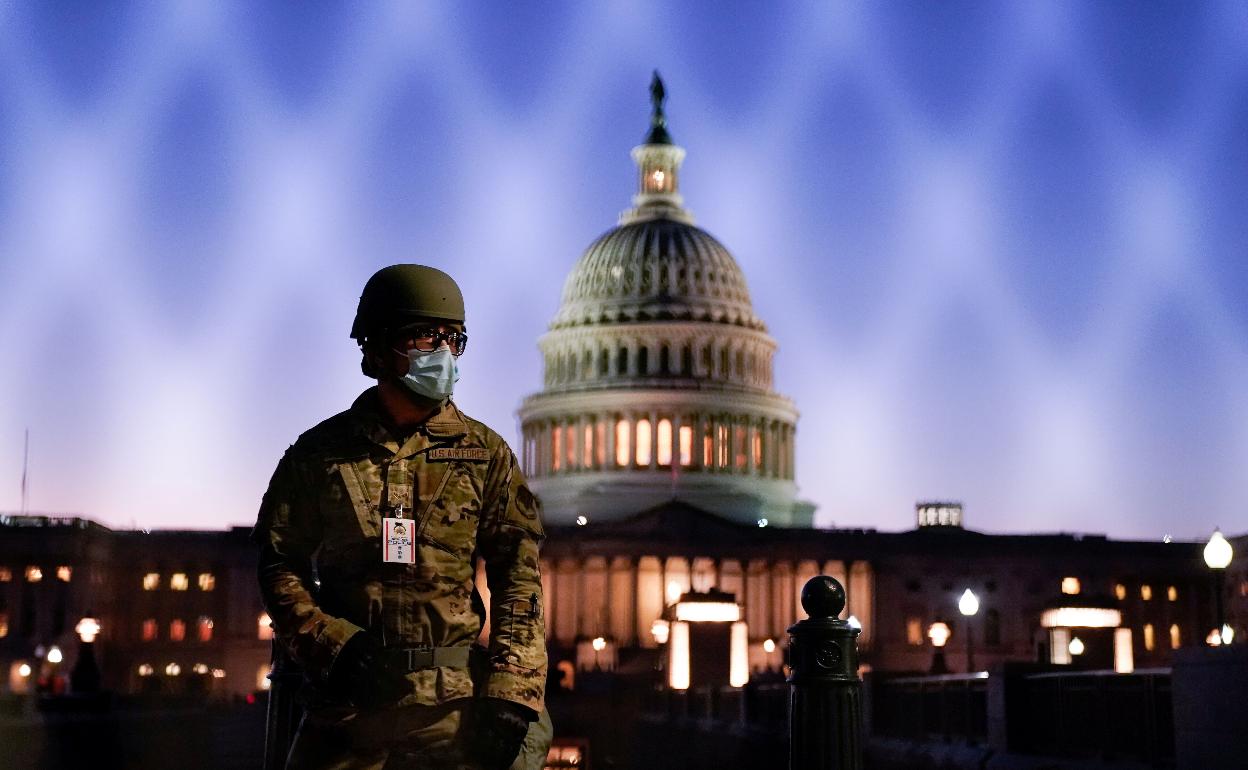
[402,645,434,670]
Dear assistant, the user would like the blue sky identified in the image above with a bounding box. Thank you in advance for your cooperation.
[1,1,1246,540]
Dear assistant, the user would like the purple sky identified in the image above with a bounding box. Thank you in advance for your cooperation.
[1,2,1246,541]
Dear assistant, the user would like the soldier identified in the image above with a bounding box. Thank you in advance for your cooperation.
[253,264,552,770]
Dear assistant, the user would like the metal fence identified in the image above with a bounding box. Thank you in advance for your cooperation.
[870,672,989,745]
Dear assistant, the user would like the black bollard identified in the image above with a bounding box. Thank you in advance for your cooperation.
[787,575,864,770]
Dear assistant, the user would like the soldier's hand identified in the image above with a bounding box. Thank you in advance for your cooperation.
[326,633,407,710]
[465,697,535,770]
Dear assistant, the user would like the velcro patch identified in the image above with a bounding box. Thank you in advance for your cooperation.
[427,447,490,462]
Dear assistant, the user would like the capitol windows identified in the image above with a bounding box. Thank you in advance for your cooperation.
[1143,623,1155,651]
[198,573,215,591]
[24,566,42,583]
[906,617,923,646]
[599,348,609,377]
[552,428,562,472]
[56,566,72,582]
[1140,584,1152,601]
[169,619,186,642]
[701,345,712,376]
[681,346,692,376]
[1061,577,1081,595]
[679,425,693,467]
[170,573,189,591]
[617,347,628,376]
[1167,585,1177,602]
[656,419,672,466]
[595,421,606,467]
[582,423,595,469]
[659,345,671,375]
[734,422,747,470]
[142,572,159,591]
[142,618,158,642]
[716,424,730,468]
[719,349,729,379]
[615,419,631,467]
[0,567,9,582]
[636,419,652,466]
[1114,583,1127,601]
[702,423,713,467]
[197,616,214,642]
[564,424,576,469]
[752,430,762,470]
[1169,623,1181,649]
[637,347,649,376]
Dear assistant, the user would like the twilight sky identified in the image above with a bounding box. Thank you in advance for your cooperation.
[1,1,1246,541]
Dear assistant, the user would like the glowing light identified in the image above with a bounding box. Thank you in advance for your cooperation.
[757,518,768,528]
[211,668,226,679]
[615,420,630,467]
[1204,529,1233,569]
[1114,628,1134,673]
[1061,577,1080,595]
[198,573,215,591]
[257,664,271,690]
[668,621,690,690]
[75,616,101,643]
[170,573,189,591]
[1223,624,1235,644]
[575,515,588,526]
[678,425,693,466]
[1141,584,1153,601]
[56,566,72,582]
[1040,607,1122,628]
[166,663,181,676]
[635,419,651,465]
[18,664,31,678]
[1115,583,1126,601]
[138,663,154,676]
[192,663,209,675]
[591,636,606,652]
[665,580,683,605]
[674,601,741,623]
[928,622,951,648]
[730,622,749,687]
[650,619,670,645]
[847,615,862,630]
[1068,637,1085,656]
[142,573,159,591]
[762,638,776,653]
[46,646,63,664]
[1144,624,1155,651]
[1167,586,1177,602]
[958,589,979,617]
[25,567,42,583]
[1207,628,1222,646]
[657,419,672,466]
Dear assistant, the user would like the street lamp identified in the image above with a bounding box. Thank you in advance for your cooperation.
[959,589,980,672]
[72,614,102,693]
[1204,529,1234,645]
[928,622,951,674]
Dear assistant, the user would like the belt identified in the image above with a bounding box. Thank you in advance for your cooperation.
[385,645,472,672]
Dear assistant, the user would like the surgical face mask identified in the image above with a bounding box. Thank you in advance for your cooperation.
[396,346,459,401]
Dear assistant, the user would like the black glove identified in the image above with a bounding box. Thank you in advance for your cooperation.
[466,697,535,770]
[326,633,408,710]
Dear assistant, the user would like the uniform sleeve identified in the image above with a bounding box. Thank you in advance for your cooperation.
[477,442,548,713]
[252,447,364,684]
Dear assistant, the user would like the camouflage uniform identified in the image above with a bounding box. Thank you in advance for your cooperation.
[254,388,549,769]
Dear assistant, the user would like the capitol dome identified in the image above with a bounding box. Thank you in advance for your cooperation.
[517,74,814,528]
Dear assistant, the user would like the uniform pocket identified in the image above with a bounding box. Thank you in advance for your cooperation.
[417,464,481,556]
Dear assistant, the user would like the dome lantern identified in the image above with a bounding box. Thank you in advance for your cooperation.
[622,72,693,226]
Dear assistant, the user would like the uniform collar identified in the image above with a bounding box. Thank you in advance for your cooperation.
[350,387,468,457]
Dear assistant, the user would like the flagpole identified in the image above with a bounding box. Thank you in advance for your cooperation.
[20,429,29,515]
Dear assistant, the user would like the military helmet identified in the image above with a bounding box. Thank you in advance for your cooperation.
[350,264,465,341]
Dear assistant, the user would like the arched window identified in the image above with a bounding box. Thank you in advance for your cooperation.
[701,345,712,375]
[615,418,630,467]
[636,419,652,466]
[552,426,562,471]
[582,421,594,469]
[735,350,745,380]
[617,347,629,376]
[599,348,609,377]
[659,346,670,375]
[583,350,594,379]
[568,352,578,381]
[719,349,729,379]
[679,421,693,466]
[637,347,649,375]
[656,419,672,466]
[681,346,693,376]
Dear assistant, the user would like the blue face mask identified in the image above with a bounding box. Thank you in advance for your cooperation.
[396,346,459,401]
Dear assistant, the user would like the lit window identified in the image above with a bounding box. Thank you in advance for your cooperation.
[564,424,575,468]
[1114,583,1126,601]
[192,663,209,675]
[1061,577,1081,595]
[258,613,274,641]
[197,616,214,642]
[906,617,923,646]
[198,573,215,591]
[25,566,42,583]
[1167,586,1177,602]
[583,423,594,469]
[142,619,158,641]
[656,419,672,466]
[0,613,8,638]
[1140,584,1153,601]
[56,566,71,582]
[752,431,762,468]
[1143,623,1155,651]
[717,424,729,467]
[1169,624,1181,649]
[166,662,181,676]
[551,426,561,471]
[169,619,186,642]
[636,419,652,466]
[615,419,630,467]
[138,663,154,677]
[594,421,606,467]
[678,425,693,466]
[0,567,10,582]
[170,573,189,591]
[142,573,160,591]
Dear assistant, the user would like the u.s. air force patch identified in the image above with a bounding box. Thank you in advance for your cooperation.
[427,447,490,462]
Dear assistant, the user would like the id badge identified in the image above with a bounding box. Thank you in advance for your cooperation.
[383,513,415,564]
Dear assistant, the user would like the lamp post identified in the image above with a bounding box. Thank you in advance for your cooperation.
[958,589,980,672]
[1204,528,1233,644]
[72,615,102,693]
[927,622,951,674]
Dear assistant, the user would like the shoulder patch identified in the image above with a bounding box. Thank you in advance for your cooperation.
[427,447,491,462]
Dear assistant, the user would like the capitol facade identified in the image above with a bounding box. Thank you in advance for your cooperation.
[517,77,814,528]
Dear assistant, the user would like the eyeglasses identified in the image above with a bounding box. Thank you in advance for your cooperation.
[393,327,469,357]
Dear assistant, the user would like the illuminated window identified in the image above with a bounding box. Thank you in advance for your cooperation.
[635,419,651,466]
[197,616,213,642]
[1061,577,1081,595]
[1169,623,1181,649]
[1167,585,1177,602]
[594,421,606,467]
[166,662,181,676]
[138,663,154,677]
[678,425,693,466]
[564,424,575,468]
[656,419,672,466]
[0,612,8,639]
[734,424,747,469]
[1140,584,1153,601]
[716,424,729,467]
[906,617,923,646]
[702,424,713,467]
[143,573,160,591]
[142,619,158,641]
[1114,583,1126,601]
[1143,623,1155,651]
[0,567,10,582]
[752,430,762,469]
[170,573,189,591]
[56,566,71,582]
[258,613,274,641]
[551,427,561,472]
[25,566,42,583]
[192,663,209,675]
[170,619,186,642]
[198,573,215,591]
[583,423,594,469]
[615,419,630,467]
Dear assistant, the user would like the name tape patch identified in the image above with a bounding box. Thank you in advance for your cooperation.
[427,447,490,462]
